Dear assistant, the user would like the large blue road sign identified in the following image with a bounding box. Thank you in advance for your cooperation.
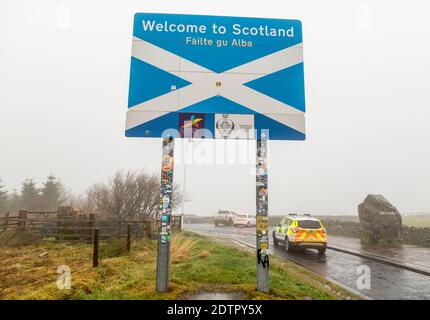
[125,13,306,140]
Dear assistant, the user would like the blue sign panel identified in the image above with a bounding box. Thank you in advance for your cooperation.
[125,13,306,140]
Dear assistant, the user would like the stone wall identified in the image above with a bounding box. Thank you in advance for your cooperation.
[320,219,361,238]
[321,219,430,247]
[401,225,430,247]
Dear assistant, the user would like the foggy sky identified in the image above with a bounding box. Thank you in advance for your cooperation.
[1,0,430,215]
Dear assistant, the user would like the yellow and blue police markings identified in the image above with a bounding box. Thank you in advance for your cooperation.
[273,215,327,253]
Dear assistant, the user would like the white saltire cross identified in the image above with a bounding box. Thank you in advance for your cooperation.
[126,37,305,134]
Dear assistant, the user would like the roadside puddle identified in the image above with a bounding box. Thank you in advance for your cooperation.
[186,291,244,300]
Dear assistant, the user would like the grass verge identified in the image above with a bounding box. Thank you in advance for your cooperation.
[0,231,358,300]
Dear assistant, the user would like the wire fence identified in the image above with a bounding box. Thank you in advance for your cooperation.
[0,207,183,268]
[0,208,182,239]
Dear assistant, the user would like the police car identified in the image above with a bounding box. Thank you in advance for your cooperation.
[272,214,327,254]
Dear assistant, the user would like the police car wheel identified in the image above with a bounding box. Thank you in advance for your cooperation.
[318,245,327,255]
[273,232,279,246]
[284,238,294,252]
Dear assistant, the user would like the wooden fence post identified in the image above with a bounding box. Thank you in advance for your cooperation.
[126,223,131,253]
[89,213,96,227]
[117,221,122,239]
[18,210,27,230]
[56,212,62,240]
[93,228,99,267]
[89,214,96,241]
[3,212,9,232]
[143,220,152,239]
[56,206,73,240]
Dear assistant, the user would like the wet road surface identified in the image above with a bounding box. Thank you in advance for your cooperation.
[327,235,430,274]
[184,223,430,300]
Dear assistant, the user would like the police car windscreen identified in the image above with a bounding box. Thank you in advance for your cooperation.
[297,220,321,229]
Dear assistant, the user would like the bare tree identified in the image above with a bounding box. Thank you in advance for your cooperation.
[86,170,183,219]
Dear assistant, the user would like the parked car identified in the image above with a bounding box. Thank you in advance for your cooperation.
[214,210,237,226]
[233,215,256,228]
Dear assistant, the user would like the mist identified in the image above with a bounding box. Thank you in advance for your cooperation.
[1,0,430,216]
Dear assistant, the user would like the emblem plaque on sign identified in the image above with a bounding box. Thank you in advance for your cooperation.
[216,114,235,138]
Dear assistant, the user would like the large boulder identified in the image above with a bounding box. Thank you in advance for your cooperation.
[358,194,402,244]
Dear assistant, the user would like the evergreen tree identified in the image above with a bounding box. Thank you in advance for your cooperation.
[41,175,64,211]
[7,189,21,213]
[0,179,8,213]
[20,179,41,210]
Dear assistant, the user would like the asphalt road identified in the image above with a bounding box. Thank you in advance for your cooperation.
[184,223,430,300]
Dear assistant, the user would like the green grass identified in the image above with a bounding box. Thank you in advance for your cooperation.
[0,231,357,300]
[0,230,42,247]
[402,216,430,228]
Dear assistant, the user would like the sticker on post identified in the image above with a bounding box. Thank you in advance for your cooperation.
[161,234,167,244]
[260,249,269,256]
[256,216,269,232]
[162,155,174,172]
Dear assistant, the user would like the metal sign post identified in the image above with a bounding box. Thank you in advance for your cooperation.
[256,133,269,293]
[156,136,175,292]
